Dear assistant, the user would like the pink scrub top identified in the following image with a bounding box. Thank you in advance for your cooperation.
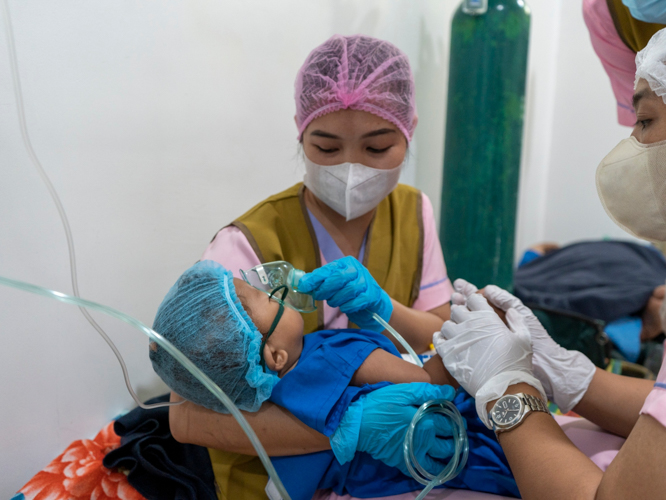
[202,192,454,329]
[583,0,638,127]
[640,342,666,427]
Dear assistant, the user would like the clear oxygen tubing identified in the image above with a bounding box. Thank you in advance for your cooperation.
[371,312,423,367]
[373,313,470,494]
[0,274,294,500]
[1,0,177,410]
[404,399,469,500]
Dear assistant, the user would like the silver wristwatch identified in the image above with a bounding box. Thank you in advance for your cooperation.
[488,392,549,435]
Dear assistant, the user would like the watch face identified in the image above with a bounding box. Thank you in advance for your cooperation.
[492,396,522,426]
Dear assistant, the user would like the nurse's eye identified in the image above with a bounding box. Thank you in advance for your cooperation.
[315,145,339,153]
[367,146,392,154]
[638,119,652,129]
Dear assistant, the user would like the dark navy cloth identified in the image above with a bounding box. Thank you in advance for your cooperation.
[515,240,666,323]
[269,330,518,500]
[102,394,217,500]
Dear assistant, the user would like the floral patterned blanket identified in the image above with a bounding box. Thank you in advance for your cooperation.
[11,422,145,500]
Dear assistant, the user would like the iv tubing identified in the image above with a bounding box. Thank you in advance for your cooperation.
[404,400,469,500]
[0,275,294,500]
[1,0,175,411]
[372,312,423,367]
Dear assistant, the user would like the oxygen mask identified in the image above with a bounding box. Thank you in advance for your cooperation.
[240,261,316,313]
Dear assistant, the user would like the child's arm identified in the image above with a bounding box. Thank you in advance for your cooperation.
[350,350,459,388]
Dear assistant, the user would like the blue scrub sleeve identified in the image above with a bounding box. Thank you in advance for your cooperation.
[269,329,398,435]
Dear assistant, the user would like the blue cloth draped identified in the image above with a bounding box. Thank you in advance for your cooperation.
[515,240,666,323]
[269,329,518,499]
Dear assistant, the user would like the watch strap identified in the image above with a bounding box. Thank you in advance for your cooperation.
[522,393,549,414]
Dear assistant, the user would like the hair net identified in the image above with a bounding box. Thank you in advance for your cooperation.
[150,260,278,413]
[635,27,666,103]
[295,34,417,141]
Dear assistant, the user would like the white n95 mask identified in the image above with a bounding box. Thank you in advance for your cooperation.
[596,136,666,242]
[303,156,403,221]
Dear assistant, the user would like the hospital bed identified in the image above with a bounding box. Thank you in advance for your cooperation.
[12,414,623,500]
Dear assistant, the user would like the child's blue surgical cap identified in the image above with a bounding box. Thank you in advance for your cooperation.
[150,260,279,413]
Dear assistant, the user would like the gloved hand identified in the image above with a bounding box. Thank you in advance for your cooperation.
[479,282,596,413]
[450,278,596,413]
[330,383,457,476]
[433,293,545,428]
[298,256,393,332]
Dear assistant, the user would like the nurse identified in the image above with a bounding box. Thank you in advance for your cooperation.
[584,0,666,126]
[170,34,455,497]
[435,28,666,499]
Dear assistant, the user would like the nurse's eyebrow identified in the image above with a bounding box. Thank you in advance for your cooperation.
[310,130,340,139]
[633,89,657,109]
[361,128,396,138]
[309,128,397,139]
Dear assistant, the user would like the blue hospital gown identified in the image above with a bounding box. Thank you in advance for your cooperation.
[269,330,519,500]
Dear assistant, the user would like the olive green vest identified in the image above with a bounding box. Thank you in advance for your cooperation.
[607,0,665,53]
[228,182,424,334]
[206,183,425,498]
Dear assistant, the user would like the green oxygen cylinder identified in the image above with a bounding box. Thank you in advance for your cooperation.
[439,0,530,290]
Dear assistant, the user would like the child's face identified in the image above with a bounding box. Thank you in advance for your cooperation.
[234,278,304,373]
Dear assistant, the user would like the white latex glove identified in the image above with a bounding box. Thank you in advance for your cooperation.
[469,281,596,413]
[434,293,546,428]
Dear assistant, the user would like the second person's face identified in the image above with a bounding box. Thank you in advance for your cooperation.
[301,109,408,169]
[631,78,666,144]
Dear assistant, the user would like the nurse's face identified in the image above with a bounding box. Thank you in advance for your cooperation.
[302,109,408,169]
[631,78,666,144]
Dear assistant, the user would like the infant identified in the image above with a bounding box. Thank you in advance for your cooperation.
[149,260,455,415]
[149,260,516,500]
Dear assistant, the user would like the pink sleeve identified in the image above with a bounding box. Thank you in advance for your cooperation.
[201,226,261,279]
[640,343,666,428]
[411,193,454,312]
[583,0,637,127]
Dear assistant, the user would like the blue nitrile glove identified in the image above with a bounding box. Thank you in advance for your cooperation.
[330,383,457,476]
[297,256,393,332]
[622,0,666,24]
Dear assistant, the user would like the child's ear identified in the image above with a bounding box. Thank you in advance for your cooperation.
[263,344,289,373]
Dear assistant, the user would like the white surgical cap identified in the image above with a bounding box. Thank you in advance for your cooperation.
[635,28,666,103]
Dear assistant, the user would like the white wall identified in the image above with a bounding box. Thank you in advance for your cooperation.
[538,0,639,245]
[0,0,639,494]
[517,0,642,250]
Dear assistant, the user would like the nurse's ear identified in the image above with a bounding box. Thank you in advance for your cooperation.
[263,343,289,374]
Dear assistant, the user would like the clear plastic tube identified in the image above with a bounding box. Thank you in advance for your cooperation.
[372,312,423,367]
[1,0,176,411]
[404,399,469,500]
[0,274,293,500]
[374,314,469,496]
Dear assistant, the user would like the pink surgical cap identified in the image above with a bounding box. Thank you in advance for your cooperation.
[295,34,417,141]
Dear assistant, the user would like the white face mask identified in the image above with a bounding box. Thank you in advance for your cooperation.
[596,136,666,242]
[303,155,403,221]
